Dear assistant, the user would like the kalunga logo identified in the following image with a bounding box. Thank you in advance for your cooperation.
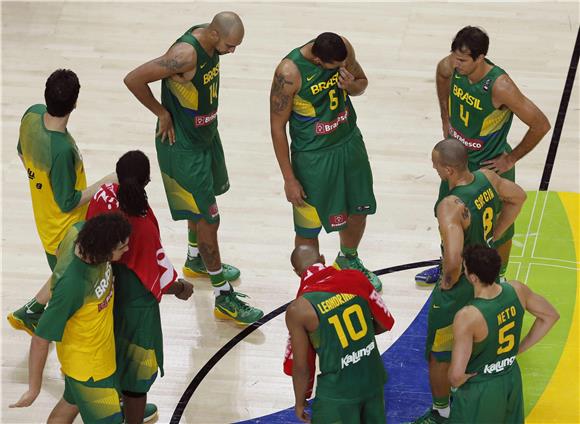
[329,213,347,228]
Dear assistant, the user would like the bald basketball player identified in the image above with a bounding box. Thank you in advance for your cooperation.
[287,245,393,423]
[413,138,526,423]
[124,12,263,324]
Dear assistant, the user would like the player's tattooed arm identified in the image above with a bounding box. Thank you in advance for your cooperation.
[454,198,470,221]
[270,72,294,113]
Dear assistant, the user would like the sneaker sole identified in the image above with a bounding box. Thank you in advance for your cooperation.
[183,267,241,282]
[415,280,437,287]
[143,411,158,423]
[7,314,35,337]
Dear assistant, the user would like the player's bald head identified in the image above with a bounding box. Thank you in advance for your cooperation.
[291,245,323,276]
[210,11,244,38]
[433,138,468,170]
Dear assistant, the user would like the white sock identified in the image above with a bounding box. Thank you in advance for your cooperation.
[187,244,199,259]
[433,405,450,419]
[213,282,232,296]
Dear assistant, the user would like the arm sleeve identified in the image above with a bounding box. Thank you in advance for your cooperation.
[50,147,82,213]
[35,275,84,342]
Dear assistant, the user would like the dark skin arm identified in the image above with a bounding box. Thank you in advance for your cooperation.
[124,42,197,144]
[435,55,454,137]
[337,37,368,96]
[437,196,468,289]
[269,59,306,207]
[481,74,551,173]
[285,297,318,423]
[480,169,527,242]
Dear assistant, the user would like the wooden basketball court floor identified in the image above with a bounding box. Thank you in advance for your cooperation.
[1,2,578,423]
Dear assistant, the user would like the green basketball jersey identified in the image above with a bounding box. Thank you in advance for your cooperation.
[466,283,524,381]
[437,170,501,247]
[286,46,358,153]
[161,25,220,150]
[302,291,386,401]
[449,59,514,169]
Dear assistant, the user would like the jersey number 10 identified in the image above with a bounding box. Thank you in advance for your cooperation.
[328,304,368,349]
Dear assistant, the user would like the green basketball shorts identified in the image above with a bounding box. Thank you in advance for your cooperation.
[63,373,122,424]
[291,129,376,238]
[311,390,386,424]
[425,277,474,362]
[156,132,229,223]
[450,363,524,423]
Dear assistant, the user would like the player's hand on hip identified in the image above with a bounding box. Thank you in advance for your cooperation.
[285,178,307,207]
[10,388,40,408]
[157,109,176,145]
[295,404,311,423]
[337,67,355,91]
[175,278,194,300]
[481,152,514,174]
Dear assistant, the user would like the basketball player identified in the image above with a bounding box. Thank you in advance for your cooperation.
[86,150,194,423]
[10,213,132,424]
[270,32,382,291]
[416,26,550,286]
[124,12,263,324]
[414,138,526,423]
[8,69,117,335]
[448,245,559,423]
[286,245,394,423]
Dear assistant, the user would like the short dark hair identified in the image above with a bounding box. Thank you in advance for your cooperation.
[116,150,150,217]
[312,32,347,64]
[463,245,501,285]
[451,26,489,60]
[76,212,131,264]
[44,69,80,117]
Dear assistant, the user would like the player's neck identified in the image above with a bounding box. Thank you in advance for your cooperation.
[448,171,474,190]
[474,282,502,300]
[300,44,317,64]
[467,61,493,84]
[195,28,216,57]
[44,112,69,133]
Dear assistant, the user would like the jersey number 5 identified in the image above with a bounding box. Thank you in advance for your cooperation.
[497,321,515,354]
[328,304,368,349]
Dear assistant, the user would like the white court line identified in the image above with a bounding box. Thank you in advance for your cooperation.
[532,256,579,265]
[523,262,580,284]
[531,191,550,259]
[511,191,540,259]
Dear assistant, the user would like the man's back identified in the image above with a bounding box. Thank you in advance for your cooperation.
[302,290,386,400]
[18,104,87,254]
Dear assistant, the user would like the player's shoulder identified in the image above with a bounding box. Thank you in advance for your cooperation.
[454,304,481,325]
[276,58,300,76]
[22,104,46,118]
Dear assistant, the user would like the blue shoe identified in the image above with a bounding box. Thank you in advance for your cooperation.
[415,265,441,287]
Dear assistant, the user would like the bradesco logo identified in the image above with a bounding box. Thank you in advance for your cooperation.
[449,126,484,151]
[194,110,218,127]
[315,109,349,135]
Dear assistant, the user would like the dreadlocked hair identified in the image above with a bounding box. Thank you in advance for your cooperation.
[116,150,150,217]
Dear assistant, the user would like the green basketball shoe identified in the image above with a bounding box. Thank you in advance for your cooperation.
[7,306,42,337]
[333,253,383,292]
[214,290,264,325]
[183,255,240,281]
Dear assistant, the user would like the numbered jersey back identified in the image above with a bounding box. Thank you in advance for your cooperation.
[303,291,386,400]
[467,282,524,380]
[440,170,501,248]
[286,45,358,153]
